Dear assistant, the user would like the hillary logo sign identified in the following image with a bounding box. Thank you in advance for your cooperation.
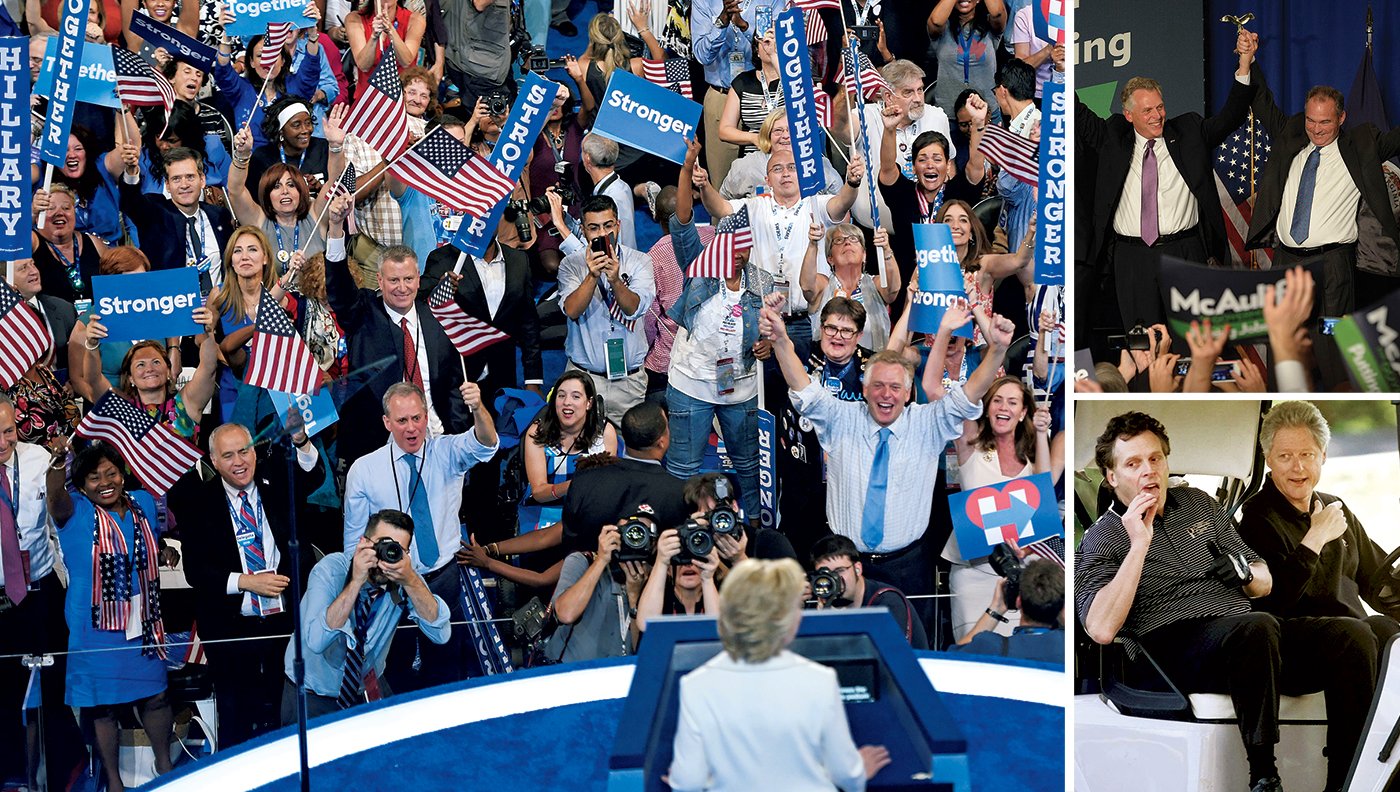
[949,473,1058,560]
[909,224,973,338]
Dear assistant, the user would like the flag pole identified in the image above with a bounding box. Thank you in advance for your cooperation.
[843,32,886,289]
[452,252,470,381]
[35,165,54,230]
[300,162,355,255]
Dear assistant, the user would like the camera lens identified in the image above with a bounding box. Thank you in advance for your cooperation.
[621,521,648,548]
[686,528,714,558]
[709,508,737,536]
[375,538,404,564]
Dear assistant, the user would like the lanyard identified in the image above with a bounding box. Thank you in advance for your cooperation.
[756,69,777,111]
[852,0,873,25]
[772,198,802,271]
[226,489,265,548]
[388,439,429,512]
[185,212,208,269]
[917,186,945,222]
[279,145,307,171]
[274,222,300,266]
[594,172,618,197]
[45,238,84,292]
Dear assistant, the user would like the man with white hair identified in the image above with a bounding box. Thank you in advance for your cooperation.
[582,134,637,251]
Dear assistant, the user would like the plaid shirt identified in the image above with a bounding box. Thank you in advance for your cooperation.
[644,227,712,374]
[342,114,425,248]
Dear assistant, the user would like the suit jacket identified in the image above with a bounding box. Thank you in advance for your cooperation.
[35,295,77,372]
[169,454,325,642]
[1076,75,1257,269]
[1245,65,1400,276]
[118,177,235,275]
[325,245,469,464]
[561,457,690,553]
[421,243,542,406]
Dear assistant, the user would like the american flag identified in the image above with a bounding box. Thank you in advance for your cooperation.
[813,83,832,128]
[640,58,693,100]
[324,162,357,203]
[390,127,516,217]
[688,206,753,279]
[837,43,889,100]
[76,392,203,496]
[0,280,52,390]
[1214,116,1273,268]
[978,124,1039,187]
[112,47,174,112]
[259,22,295,75]
[246,287,322,395]
[428,267,511,357]
[1023,534,1065,568]
[788,0,840,10]
[344,51,411,160]
[804,8,827,47]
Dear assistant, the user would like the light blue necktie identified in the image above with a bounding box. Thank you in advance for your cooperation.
[1289,146,1322,245]
[861,428,892,550]
[403,453,438,566]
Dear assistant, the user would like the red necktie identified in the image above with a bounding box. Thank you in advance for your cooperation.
[401,318,424,390]
[0,465,28,604]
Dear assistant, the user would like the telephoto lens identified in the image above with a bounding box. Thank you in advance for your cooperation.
[809,568,845,602]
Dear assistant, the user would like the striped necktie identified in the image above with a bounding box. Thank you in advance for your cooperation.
[337,586,381,709]
[236,492,267,616]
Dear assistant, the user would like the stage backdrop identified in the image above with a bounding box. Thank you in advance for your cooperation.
[1074,0,1205,117]
[1208,1,1396,130]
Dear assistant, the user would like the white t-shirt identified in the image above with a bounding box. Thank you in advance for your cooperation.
[730,194,837,314]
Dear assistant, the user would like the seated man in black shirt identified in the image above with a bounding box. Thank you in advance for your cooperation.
[953,558,1064,665]
[1239,400,1400,650]
[809,535,929,650]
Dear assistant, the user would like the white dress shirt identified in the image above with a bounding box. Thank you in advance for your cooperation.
[1112,130,1198,238]
[594,172,637,251]
[731,195,836,314]
[1276,139,1361,248]
[472,249,507,319]
[383,303,443,437]
[220,479,284,615]
[790,380,980,553]
[0,444,56,589]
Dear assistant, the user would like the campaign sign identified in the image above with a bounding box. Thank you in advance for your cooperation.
[1335,291,1400,393]
[757,408,777,530]
[453,72,559,256]
[1034,0,1066,45]
[131,13,219,72]
[225,0,313,39]
[35,38,118,109]
[909,224,974,339]
[949,472,1059,561]
[591,69,700,166]
[92,269,204,342]
[1160,255,1325,342]
[268,387,338,438]
[1034,82,1066,285]
[775,8,825,198]
[40,0,95,166]
[0,38,31,259]
[1073,348,1097,383]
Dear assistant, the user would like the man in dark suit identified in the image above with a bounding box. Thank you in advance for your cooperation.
[1077,29,1258,341]
[116,147,234,292]
[324,207,469,467]
[1245,57,1400,316]
[168,422,325,748]
[11,258,77,374]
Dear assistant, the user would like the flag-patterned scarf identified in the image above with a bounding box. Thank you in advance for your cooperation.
[91,496,167,659]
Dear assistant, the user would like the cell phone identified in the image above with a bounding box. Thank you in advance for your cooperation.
[1320,316,1340,336]
[849,24,878,44]
[1172,359,1238,382]
[591,235,610,257]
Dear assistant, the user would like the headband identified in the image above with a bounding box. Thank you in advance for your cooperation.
[277,103,311,130]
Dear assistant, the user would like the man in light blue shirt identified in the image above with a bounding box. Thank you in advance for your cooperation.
[691,0,787,188]
[282,509,450,722]
[342,380,497,689]
[559,195,656,425]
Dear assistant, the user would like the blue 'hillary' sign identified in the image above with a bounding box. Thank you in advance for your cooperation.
[269,386,338,438]
[452,72,558,256]
[909,224,974,338]
[0,37,31,259]
[1035,82,1066,286]
[92,269,205,342]
[949,473,1059,561]
[40,0,95,167]
[775,8,825,198]
[131,13,220,72]
[224,0,313,38]
[591,69,700,166]
[35,38,119,109]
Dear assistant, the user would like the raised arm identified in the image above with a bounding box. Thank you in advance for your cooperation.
[179,308,222,420]
[823,152,865,220]
[227,126,269,225]
[760,301,812,392]
[1083,495,1155,644]
[798,222,829,306]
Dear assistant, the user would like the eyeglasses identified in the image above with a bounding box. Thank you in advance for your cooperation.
[821,324,858,340]
[822,564,853,576]
[830,233,862,246]
[767,163,797,175]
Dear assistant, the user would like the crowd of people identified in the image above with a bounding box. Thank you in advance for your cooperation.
[1,0,1067,788]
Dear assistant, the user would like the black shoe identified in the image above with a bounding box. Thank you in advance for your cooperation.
[551,20,578,37]
[1249,778,1282,792]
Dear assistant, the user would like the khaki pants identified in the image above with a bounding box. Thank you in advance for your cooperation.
[567,361,647,426]
[703,88,739,192]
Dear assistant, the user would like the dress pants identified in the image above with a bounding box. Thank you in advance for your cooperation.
[1139,612,1378,789]
[0,573,82,784]
[1105,230,1209,341]
[1275,243,1357,389]
[204,611,293,748]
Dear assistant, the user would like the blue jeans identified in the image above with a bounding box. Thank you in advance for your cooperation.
[664,385,760,519]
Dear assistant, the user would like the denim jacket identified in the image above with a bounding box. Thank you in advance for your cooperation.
[667,216,775,375]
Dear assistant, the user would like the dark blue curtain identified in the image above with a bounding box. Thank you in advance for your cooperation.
[1207,0,1396,128]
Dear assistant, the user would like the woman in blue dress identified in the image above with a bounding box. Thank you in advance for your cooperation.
[48,442,174,791]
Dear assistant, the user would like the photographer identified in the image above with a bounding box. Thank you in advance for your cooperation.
[686,472,797,564]
[634,524,721,634]
[809,535,928,650]
[283,509,449,721]
[547,512,651,662]
[953,558,1065,664]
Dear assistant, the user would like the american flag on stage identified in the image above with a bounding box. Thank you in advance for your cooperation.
[837,42,888,100]
[344,51,411,160]
[113,47,174,112]
[246,287,322,395]
[259,22,295,75]
[0,280,51,390]
[390,127,516,217]
[428,270,511,357]
[787,0,840,8]
[76,392,203,496]
[804,8,827,46]
[641,58,693,100]
[688,205,753,280]
[978,123,1040,187]
[1214,116,1273,268]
